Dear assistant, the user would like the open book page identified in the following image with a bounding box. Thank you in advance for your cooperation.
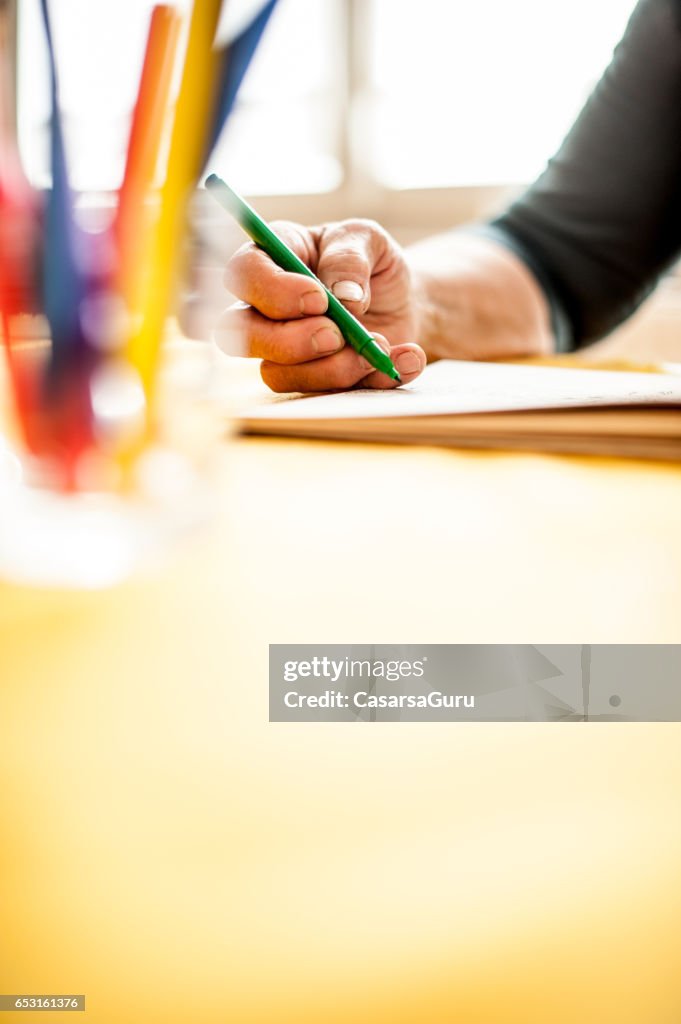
[244,360,681,421]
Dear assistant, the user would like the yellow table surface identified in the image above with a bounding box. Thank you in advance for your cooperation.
[1,348,680,1023]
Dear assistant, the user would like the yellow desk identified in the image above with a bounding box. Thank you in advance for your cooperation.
[1,352,680,1023]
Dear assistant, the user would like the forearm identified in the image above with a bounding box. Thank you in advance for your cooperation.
[406,229,554,361]
[490,0,681,345]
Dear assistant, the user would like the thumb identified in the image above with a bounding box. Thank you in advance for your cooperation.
[316,219,388,316]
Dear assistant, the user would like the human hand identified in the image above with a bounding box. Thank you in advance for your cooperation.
[215,218,426,392]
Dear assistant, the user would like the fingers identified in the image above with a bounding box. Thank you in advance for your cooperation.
[219,216,421,394]
[217,308,426,391]
[260,345,373,393]
[224,218,395,326]
[362,343,427,389]
[260,337,426,393]
[316,219,390,317]
[224,245,327,320]
[224,221,327,320]
[215,303,344,363]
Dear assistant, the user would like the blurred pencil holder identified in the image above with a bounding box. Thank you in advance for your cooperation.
[0,341,224,590]
[0,0,281,586]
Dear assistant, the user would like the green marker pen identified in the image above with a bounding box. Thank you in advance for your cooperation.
[204,174,401,383]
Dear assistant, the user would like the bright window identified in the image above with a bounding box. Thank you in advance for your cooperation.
[17,0,342,194]
[367,0,636,187]
[210,0,344,194]
[17,0,636,195]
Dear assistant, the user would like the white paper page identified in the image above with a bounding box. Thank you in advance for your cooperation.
[245,360,681,421]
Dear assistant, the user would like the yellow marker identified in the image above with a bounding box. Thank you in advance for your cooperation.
[127,0,223,399]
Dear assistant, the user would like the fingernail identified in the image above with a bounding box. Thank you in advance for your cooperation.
[311,326,343,354]
[300,289,328,315]
[395,351,421,376]
[332,280,364,302]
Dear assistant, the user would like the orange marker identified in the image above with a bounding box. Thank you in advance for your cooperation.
[115,5,182,312]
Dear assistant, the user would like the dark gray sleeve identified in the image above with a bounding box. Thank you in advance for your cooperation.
[485,0,681,349]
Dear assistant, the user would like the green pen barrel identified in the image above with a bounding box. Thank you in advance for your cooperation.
[204,174,400,381]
